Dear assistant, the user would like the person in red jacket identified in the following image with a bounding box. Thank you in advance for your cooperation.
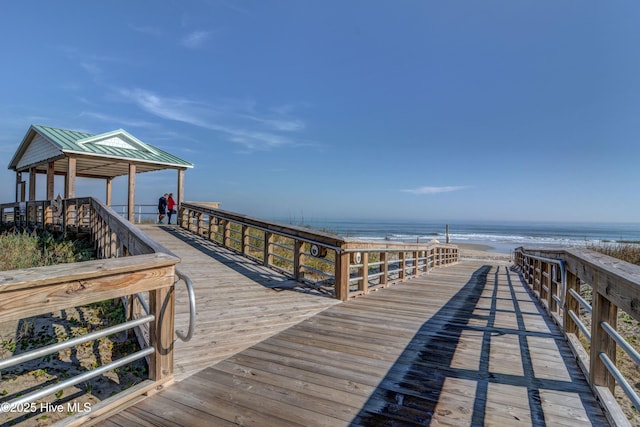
[167,193,177,224]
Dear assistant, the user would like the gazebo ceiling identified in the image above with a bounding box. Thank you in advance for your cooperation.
[9,124,193,179]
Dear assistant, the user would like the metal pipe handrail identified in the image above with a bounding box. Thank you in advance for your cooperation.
[175,268,196,342]
[0,315,155,371]
[0,347,154,414]
[599,352,640,412]
[567,309,591,341]
[567,288,593,314]
[601,321,640,368]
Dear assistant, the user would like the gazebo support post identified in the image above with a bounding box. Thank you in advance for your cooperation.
[15,172,21,202]
[28,168,37,226]
[65,157,76,227]
[128,164,136,223]
[29,167,36,201]
[106,177,113,207]
[177,168,185,206]
[46,162,55,225]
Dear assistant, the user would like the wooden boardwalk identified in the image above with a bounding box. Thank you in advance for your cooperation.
[99,226,608,426]
[138,225,340,381]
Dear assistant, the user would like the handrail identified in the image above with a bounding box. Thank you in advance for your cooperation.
[0,197,183,425]
[599,353,640,413]
[0,315,155,370]
[0,314,155,414]
[1,347,155,414]
[514,246,640,425]
[179,202,459,300]
[175,268,196,342]
[514,248,566,307]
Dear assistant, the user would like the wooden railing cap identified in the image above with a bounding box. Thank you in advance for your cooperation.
[0,252,179,292]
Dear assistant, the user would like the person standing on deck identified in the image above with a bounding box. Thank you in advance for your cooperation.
[167,193,176,224]
[157,193,168,224]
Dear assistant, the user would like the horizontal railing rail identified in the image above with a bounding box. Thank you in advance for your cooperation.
[0,315,155,413]
[0,197,193,426]
[514,247,640,427]
[179,202,458,300]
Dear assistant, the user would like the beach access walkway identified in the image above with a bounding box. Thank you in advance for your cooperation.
[98,225,608,426]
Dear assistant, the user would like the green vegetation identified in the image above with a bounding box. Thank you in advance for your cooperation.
[0,230,94,271]
[587,242,640,266]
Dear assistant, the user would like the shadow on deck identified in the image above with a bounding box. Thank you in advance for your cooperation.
[351,265,606,426]
[159,225,335,297]
[99,253,608,426]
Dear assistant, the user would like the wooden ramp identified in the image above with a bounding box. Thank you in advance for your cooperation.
[138,225,340,381]
[96,230,608,426]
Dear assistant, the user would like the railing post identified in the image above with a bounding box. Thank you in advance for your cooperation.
[196,212,203,235]
[148,274,176,384]
[294,239,304,281]
[110,230,117,258]
[541,261,549,306]
[242,225,249,256]
[380,252,388,286]
[413,250,419,276]
[549,264,558,312]
[185,209,193,231]
[533,259,541,295]
[589,272,617,392]
[335,250,350,301]
[223,220,231,248]
[207,215,214,240]
[97,216,104,258]
[178,206,184,228]
[263,231,273,267]
[399,252,406,280]
[564,272,580,334]
[358,252,369,294]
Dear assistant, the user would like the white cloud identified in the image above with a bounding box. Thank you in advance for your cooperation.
[401,186,469,195]
[77,111,156,129]
[116,87,307,152]
[244,115,305,132]
[181,31,210,49]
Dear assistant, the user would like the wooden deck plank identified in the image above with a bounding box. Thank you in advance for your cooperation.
[136,225,340,381]
[96,228,608,426]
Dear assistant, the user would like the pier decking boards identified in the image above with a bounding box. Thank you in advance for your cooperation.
[99,226,608,426]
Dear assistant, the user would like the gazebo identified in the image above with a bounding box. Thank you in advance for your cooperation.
[8,124,194,222]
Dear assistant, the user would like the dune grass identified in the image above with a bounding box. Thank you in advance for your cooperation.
[0,230,94,271]
[587,242,640,266]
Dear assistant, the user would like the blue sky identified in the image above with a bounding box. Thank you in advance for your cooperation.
[1,1,638,223]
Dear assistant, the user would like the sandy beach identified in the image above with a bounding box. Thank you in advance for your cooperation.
[456,242,513,262]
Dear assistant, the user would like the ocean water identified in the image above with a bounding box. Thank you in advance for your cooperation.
[286,219,640,254]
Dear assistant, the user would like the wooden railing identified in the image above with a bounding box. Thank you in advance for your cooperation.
[514,247,640,426]
[179,202,458,300]
[0,198,184,426]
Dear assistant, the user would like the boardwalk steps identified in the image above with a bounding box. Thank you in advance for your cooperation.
[94,227,608,426]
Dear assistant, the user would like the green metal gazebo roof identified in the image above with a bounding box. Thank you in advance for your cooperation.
[8,124,193,178]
